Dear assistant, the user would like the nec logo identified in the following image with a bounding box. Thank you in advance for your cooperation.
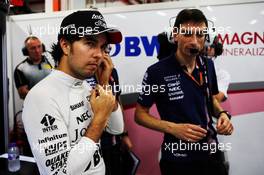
[41,114,58,133]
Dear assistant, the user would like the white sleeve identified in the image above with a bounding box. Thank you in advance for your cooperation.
[105,103,124,135]
[216,69,231,98]
[22,91,98,175]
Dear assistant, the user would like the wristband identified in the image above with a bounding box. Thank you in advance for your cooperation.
[217,111,232,120]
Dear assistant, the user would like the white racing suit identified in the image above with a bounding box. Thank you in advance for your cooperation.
[22,70,124,175]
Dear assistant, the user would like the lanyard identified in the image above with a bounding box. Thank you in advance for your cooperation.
[182,63,204,87]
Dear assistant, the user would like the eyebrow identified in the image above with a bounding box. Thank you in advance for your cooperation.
[83,36,108,49]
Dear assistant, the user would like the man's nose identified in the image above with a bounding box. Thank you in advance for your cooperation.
[93,47,104,60]
[35,46,42,54]
[188,34,200,48]
[190,34,198,44]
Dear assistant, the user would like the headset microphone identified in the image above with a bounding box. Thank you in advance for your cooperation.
[190,48,199,55]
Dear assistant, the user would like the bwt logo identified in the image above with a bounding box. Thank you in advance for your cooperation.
[110,35,159,57]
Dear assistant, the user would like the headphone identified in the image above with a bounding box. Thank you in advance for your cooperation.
[208,35,223,57]
[157,31,177,60]
[169,16,215,43]
[164,26,175,44]
[204,20,217,47]
[22,36,46,56]
[203,20,223,57]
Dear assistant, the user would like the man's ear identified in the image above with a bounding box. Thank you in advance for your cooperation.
[60,38,70,56]
[173,32,179,43]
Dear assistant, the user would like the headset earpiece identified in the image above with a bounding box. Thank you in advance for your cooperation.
[204,19,217,47]
[42,43,46,52]
[205,27,217,47]
[164,26,175,44]
[22,46,28,56]
[212,36,223,57]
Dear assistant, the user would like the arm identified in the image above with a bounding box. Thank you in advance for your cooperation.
[104,102,124,135]
[214,92,226,103]
[86,85,116,142]
[120,131,133,151]
[23,94,96,174]
[210,61,233,135]
[17,85,29,99]
[135,68,206,142]
[95,54,124,135]
[215,69,231,102]
[212,96,234,135]
[22,85,115,175]
[135,104,207,142]
[14,67,29,99]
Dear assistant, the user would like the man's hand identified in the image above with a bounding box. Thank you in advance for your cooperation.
[96,54,113,86]
[90,85,115,123]
[86,85,116,142]
[17,85,29,99]
[169,123,207,142]
[121,136,133,151]
[216,113,234,135]
[135,104,207,142]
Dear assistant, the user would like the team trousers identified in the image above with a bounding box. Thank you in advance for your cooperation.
[160,151,228,175]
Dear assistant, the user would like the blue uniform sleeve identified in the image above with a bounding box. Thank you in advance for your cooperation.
[137,68,156,107]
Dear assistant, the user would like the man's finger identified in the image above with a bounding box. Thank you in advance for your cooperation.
[217,120,229,133]
[96,84,105,95]
[190,129,207,138]
[188,134,204,142]
[104,54,113,65]
[216,117,223,128]
[90,89,96,100]
[218,122,231,134]
[189,125,207,134]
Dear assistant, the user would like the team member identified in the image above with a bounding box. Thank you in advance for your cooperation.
[13,36,52,156]
[157,31,230,102]
[206,39,231,173]
[14,36,52,99]
[135,9,233,175]
[22,10,123,175]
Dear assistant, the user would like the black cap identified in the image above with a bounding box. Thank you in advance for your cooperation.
[58,10,122,44]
